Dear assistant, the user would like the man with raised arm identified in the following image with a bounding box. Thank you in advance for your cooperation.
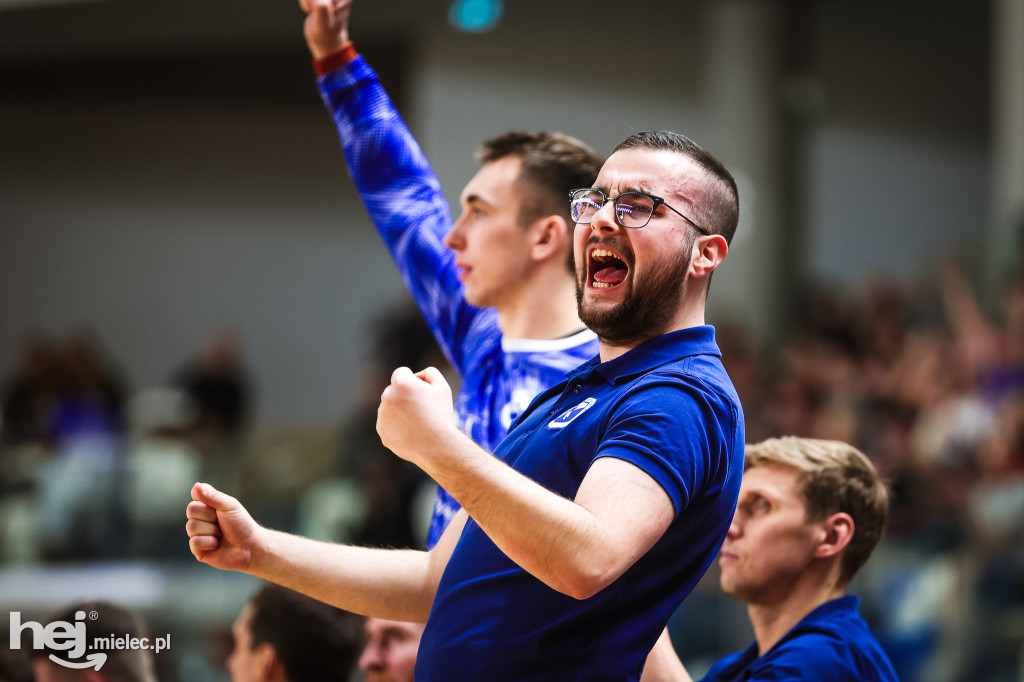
[643,438,899,682]
[302,0,602,549]
[187,130,744,681]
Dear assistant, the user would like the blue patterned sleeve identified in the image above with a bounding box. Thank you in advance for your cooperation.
[317,56,480,372]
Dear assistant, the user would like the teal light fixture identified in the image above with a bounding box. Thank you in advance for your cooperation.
[449,0,504,33]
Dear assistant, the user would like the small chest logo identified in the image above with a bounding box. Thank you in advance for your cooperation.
[548,397,597,429]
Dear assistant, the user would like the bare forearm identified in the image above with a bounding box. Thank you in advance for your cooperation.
[418,434,651,599]
[641,629,693,682]
[252,529,436,622]
[447,454,598,596]
[376,369,673,600]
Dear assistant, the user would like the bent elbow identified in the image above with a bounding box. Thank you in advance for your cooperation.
[564,582,601,601]
[553,566,616,601]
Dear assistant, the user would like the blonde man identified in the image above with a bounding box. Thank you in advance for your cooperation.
[646,437,898,682]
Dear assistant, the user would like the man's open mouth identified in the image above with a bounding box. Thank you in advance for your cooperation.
[588,248,629,289]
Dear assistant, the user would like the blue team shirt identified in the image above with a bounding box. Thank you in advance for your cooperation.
[416,326,745,681]
[700,596,899,682]
[317,56,598,547]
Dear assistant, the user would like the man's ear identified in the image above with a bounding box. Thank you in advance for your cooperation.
[528,215,569,263]
[255,643,281,680]
[689,234,729,279]
[813,512,855,560]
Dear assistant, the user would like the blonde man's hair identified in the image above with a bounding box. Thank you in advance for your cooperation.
[745,437,889,585]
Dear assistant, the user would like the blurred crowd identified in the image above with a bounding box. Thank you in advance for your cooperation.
[716,261,1024,681]
[1,328,251,457]
[1,262,1023,681]
[0,328,253,561]
[0,331,129,457]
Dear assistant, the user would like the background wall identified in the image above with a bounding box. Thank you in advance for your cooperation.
[0,0,998,423]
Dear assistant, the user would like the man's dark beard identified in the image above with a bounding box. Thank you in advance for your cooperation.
[576,233,695,348]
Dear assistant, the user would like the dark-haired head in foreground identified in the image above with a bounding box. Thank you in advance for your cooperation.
[228,584,361,682]
[29,601,155,682]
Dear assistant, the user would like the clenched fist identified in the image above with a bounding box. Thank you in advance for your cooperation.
[300,0,353,60]
[376,366,457,467]
[186,482,264,572]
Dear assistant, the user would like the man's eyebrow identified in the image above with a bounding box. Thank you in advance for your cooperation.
[593,183,656,196]
[463,193,494,207]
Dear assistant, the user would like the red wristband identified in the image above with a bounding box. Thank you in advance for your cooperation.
[313,42,358,77]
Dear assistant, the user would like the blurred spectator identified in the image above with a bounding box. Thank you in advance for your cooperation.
[28,601,156,682]
[941,261,1024,404]
[0,646,32,682]
[715,322,769,441]
[0,331,127,451]
[169,329,253,496]
[334,303,450,549]
[173,329,253,445]
[1,335,56,449]
[3,331,131,561]
[962,395,1024,681]
[47,330,128,445]
[227,584,361,682]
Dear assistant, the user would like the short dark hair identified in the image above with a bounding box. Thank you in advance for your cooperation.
[248,585,361,682]
[0,646,33,682]
[30,601,154,682]
[478,131,603,270]
[613,131,739,245]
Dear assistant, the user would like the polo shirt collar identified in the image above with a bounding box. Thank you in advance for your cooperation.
[715,596,861,677]
[767,596,860,656]
[791,595,860,630]
[566,326,720,385]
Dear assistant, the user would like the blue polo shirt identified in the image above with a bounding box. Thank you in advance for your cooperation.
[416,326,744,682]
[700,596,899,682]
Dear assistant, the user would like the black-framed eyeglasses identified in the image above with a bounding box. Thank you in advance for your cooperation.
[569,188,708,234]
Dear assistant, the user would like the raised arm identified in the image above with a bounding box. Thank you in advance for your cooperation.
[300,0,351,60]
[185,482,466,622]
[939,262,998,372]
[376,367,677,598]
[300,0,482,373]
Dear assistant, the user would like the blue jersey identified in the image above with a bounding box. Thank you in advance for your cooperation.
[700,596,899,682]
[317,55,598,548]
[416,327,745,681]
